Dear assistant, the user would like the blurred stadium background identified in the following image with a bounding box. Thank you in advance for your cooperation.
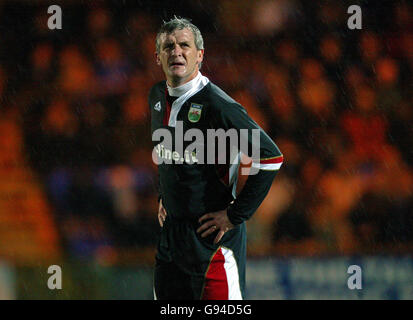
[0,0,412,299]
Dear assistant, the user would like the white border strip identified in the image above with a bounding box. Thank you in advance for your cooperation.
[221,247,242,300]
[251,162,283,170]
[168,73,210,127]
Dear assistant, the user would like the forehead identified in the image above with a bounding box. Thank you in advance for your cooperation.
[159,28,195,45]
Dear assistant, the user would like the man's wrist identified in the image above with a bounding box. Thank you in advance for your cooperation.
[226,205,244,226]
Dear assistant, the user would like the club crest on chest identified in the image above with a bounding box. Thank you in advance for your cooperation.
[188,103,203,123]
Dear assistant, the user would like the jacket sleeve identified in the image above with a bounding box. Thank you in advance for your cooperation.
[213,102,284,225]
[148,85,162,203]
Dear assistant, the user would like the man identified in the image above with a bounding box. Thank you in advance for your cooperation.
[149,17,283,300]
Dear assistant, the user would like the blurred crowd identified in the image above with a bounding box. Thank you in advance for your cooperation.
[0,0,412,260]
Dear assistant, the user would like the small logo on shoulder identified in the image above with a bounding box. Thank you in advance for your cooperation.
[188,103,203,123]
[154,101,161,112]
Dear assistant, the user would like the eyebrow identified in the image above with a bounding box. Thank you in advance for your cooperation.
[162,40,191,49]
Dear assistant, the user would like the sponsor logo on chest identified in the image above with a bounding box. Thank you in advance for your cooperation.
[154,101,161,112]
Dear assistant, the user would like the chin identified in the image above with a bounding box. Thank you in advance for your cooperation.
[169,72,188,81]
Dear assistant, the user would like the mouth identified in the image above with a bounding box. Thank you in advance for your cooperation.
[169,61,185,68]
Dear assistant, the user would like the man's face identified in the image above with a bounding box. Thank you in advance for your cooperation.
[156,28,204,87]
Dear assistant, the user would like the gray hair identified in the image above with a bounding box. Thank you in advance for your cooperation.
[155,17,204,68]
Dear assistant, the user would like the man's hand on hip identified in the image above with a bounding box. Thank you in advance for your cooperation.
[158,199,167,227]
[197,209,235,244]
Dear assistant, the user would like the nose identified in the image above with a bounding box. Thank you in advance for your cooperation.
[171,44,183,56]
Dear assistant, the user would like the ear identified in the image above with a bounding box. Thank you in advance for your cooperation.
[155,52,161,66]
[197,49,204,65]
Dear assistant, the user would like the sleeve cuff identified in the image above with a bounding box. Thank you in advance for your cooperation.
[227,205,245,226]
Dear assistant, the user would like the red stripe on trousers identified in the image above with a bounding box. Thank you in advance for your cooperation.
[202,248,228,300]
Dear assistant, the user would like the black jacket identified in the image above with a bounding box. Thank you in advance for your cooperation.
[149,80,284,225]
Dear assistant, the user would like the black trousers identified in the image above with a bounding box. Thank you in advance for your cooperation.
[154,218,245,300]
[154,259,205,300]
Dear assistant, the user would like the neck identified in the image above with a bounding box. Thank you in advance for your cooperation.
[167,71,202,97]
[167,68,200,87]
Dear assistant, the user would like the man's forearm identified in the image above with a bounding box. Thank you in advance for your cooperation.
[226,169,278,225]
